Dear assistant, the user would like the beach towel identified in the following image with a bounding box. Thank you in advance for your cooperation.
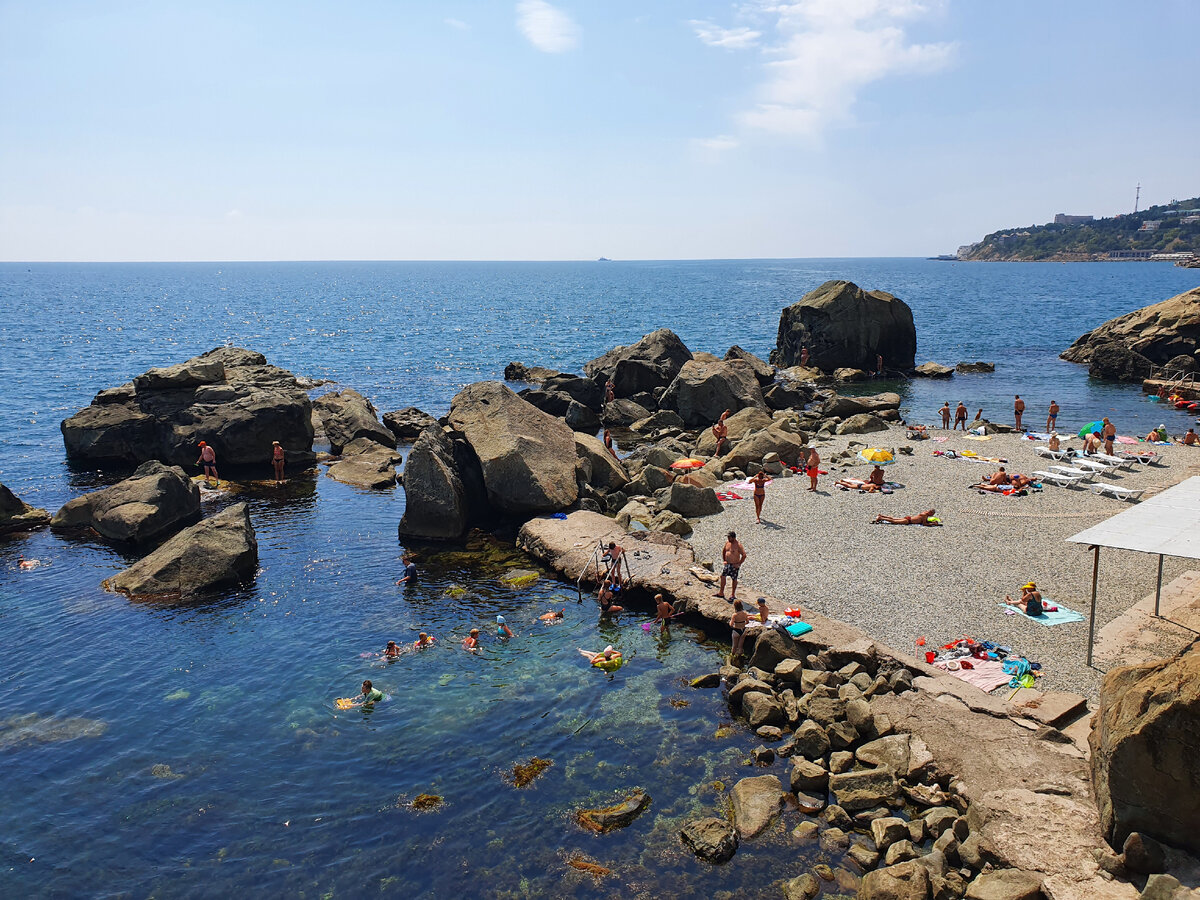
[932,436,949,443]
[962,434,992,441]
[715,491,743,501]
[1001,603,1085,626]
[934,658,1010,692]
[1116,436,1138,445]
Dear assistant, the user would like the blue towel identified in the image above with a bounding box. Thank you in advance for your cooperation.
[786,621,813,637]
[1001,603,1085,626]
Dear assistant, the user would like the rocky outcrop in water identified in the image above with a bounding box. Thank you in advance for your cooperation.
[51,461,200,543]
[313,389,395,453]
[661,356,767,427]
[104,502,258,598]
[1086,343,1154,383]
[61,348,316,471]
[398,426,469,540]
[771,281,917,373]
[1090,642,1200,856]
[382,407,437,444]
[584,328,693,398]
[680,816,738,863]
[0,483,50,533]
[325,439,401,490]
[0,712,107,749]
[448,382,578,515]
[1063,286,1200,368]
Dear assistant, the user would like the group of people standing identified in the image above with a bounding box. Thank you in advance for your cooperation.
[193,439,288,486]
[936,397,1060,433]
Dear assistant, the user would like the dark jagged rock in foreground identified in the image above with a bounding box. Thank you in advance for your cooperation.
[0,483,50,533]
[51,461,200,544]
[1062,286,1200,378]
[103,502,258,599]
[61,348,316,471]
[771,281,917,373]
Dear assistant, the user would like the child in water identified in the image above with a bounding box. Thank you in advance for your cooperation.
[539,608,565,624]
[384,640,402,659]
[413,632,436,649]
[496,615,514,639]
[463,628,480,651]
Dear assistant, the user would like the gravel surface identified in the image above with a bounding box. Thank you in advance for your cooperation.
[690,425,1200,699]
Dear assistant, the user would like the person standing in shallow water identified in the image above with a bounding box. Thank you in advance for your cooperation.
[953,402,968,430]
[270,440,286,483]
[196,441,219,486]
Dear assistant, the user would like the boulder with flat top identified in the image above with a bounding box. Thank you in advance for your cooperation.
[0,483,50,533]
[51,461,200,543]
[313,389,395,453]
[574,432,629,491]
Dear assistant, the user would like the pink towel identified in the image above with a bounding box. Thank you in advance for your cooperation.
[934,658,1010,692]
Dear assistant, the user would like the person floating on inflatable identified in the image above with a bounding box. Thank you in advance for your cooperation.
[579,645,622,671]
[337,679,385,709]
[413,632,436,649]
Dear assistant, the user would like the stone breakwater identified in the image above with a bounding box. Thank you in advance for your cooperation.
[519,511,1196,900]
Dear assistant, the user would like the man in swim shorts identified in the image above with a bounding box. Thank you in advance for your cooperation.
[711,409,731,456]
[1013,395,1025,431]
[953,403,968,430]
[1102,418,1116,455]
[602,541,625,583]
[873,509,942,526]
[655,593,675,634]
[716,531,746,601]
[396,555,418,586]
[804,446,820,492]
[1178,428,1198,446]
[1046,401,1059,432]
[196,441,219,486]
[939,402,951,429]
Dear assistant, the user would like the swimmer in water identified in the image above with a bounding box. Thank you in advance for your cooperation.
[463,628,480,651]
[18,555,41,570]
[358,680,384,705]
[496,615,513,639]
[655,593,675,634]
[384,640,402,659]
[413,633,436,649]
[584,646,621,666]
[539,608,566,623]
[598,573,624,617]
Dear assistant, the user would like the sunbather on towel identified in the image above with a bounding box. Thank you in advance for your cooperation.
[1004,582,1056,616]
[873,509,942,526]
[974,472,1034,493]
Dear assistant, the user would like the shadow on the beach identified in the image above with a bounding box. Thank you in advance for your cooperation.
[758,520,785,531]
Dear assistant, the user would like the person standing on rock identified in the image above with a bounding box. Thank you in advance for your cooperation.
[875,353,884,377]
[1046,400,1060,432]
[602,541,625,584]
[749,469,769,524]
[196,441,219,486]
[604,380,615,403]
[804,446,820,492]
[800,346,810,367]
[1013,395,1026,431]
[953,402,968,430]
[939,402,951,429]
[715,531,746,602]
[603,428,618,459]
[711,410,731,456]
[270,440,286,483]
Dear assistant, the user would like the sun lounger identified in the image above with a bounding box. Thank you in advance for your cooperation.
[1118,450,1159,465]
[1089,483,1144,501]
[1072,458,1117,475]
[1034,446,1071,461]
[1048,465,1095,481]
[1087,452,1134,469]
[1031,470,1085,487]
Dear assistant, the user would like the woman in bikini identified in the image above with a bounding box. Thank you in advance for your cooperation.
[749,470,768,524]
[873,509,942,526]
[270,440,286,483]
[729,599,751,659]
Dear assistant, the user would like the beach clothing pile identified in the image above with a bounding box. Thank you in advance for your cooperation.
[923,637,1042,689]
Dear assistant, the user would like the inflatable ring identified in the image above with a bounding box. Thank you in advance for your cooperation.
[592,657,623,672]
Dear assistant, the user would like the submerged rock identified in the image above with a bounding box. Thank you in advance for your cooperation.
[680,816,738,864]
[0,483,50,533]
[0,712,107,749]
[576,788,651,833]
[508,757,552,788]
[730,774,784,840]
[52,461,200,543]
[103,502,258,599]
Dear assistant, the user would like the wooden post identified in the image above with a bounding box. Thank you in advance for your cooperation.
[1154,554,1164,617]
[1086,545,1100,668]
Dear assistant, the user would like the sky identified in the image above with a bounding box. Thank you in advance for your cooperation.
[1,0,1198,261]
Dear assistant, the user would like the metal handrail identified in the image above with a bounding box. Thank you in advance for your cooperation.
[575,540,634,602]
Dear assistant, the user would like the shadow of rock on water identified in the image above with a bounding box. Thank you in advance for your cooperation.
[0,712,107,750]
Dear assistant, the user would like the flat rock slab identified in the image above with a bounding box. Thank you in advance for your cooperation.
[730,774,784,840]
[913,674,1010,717]
[965,869,1045,900]
[1004,689,1088,728]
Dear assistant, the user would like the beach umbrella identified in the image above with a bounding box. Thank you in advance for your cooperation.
[1078,420,1103,438]
[858,448,894,464]
[670,457,706,484]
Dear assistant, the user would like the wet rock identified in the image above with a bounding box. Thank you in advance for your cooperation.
[52,461,200,543]
[690,673,722,689]
[756,726,783,743]
[503,361,564,383]
[821,804,853,829]
[790,758,829,794]
[1122,832,1166,875]
[820,827,850,852]
[793,821,820,841]
[752,746,776,765]
[149,763,183,779]
[1088,342,1155,382]
[575,788,651,833]
[794,791,826,814]
[859,859,931,900]
[791,720,831,760]
[956,361,995,374]
[448,381,578,514]
[963,869,1044,900]
[382,406,438,443]
[913,362,954,378]
[104,502,258,599]
[785,873,821,900]
[314,388,396,453]
[0,713,108,750]
[398,426,468,540]
[680,816,738,864]
[742,692,785,728]
[730,774,785,840]
[829,768,901,812]
[661,481,721,517]
[0,483,50,533]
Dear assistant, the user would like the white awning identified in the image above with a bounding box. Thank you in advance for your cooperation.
[1067,476,1200,560]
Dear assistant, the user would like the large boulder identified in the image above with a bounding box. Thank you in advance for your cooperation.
[680,816,739,863]
[543,375,603,410]
[313,389,395,453]
[721,424,808,471]
[61,348,316,471]
[1062,286,1200,366]
[503,361,565,383]
[823,392,902,418]
[325,439,401,490]
[763,380,815,411]
[859,860,931,900]
[584,329,693,397]
[661,482,722,517]
[0,483,50,533]
[574,433,629,491]
[103,503,258,598]
[661,358,767,427]
[398,426,468,540]
[829,768,901,811]
[695,407,775,456]
[1090,642,1200,855]
[730,774,785,840]
[600,398,653,428]
[51,461,200,543]
[724,345,776,385]
[1086,342,1154,383]
[771,281,917,372]
[835,413,889,435]
[448,382,578,515]
[382,407,438,444]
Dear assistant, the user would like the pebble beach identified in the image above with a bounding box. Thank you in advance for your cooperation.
[692,425,1200,699]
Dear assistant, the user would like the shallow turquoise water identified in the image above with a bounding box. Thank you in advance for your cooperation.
[0,259,1197,897]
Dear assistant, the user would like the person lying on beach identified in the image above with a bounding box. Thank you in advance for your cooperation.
[974,473,1034,493]
[539,608,566,623]
[413,633,436,649]
[384,640,402,659]
[873,510,942,526]
[1177,428,1198,446]
[835,477,869,491]
[463,628,480,651]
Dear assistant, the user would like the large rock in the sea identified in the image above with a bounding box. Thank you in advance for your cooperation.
[382,407,437,444]
[61,348,316,471]
[398,426,468,540]
[313,389,395,453]
[913,362,954,378]
[325,439,401,490]
[447,382,578,514]
[0,483,50,533]
[600,398,653,428]
[680,816,738,864]
[771,281,917,373]
[1090,642,1200,855]
[543,374,604,410]
[104,503,258,598]
[1062,286,1200,366]
[584,329,693,397]
[1086,342,1154,383]
[575,433,629,491]
[730,774,785,840]
[661,357,767,427]
[51,461,200,543]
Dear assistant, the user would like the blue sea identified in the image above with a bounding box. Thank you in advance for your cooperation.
[1,259,1197,898]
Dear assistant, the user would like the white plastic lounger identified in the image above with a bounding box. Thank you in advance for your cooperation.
[1089,483,1144,501]
[1087,452,1134,469]
[1048,465,1095,481]
[1118,450,1159,465]
[1034,446,1071,461]
[1073,458,1117,475]
[1031,470,1085,487]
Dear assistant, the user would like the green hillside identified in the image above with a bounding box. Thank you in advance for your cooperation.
[958,196,1200,261]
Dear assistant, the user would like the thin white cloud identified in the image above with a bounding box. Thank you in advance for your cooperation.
[698,0,955,139]
[444,18,469,31]
[693,135,740,151]
[516,1,580,54]
[691,20,762,49]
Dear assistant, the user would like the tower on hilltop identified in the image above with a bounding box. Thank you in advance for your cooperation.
[1134,183,1141,214]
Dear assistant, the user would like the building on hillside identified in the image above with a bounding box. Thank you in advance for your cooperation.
[1139,220,1162,232]
[1181,215,1200,225]
[1149,252,1196,261]
[1053,213,1094,225]
[1107,250,1153,259]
